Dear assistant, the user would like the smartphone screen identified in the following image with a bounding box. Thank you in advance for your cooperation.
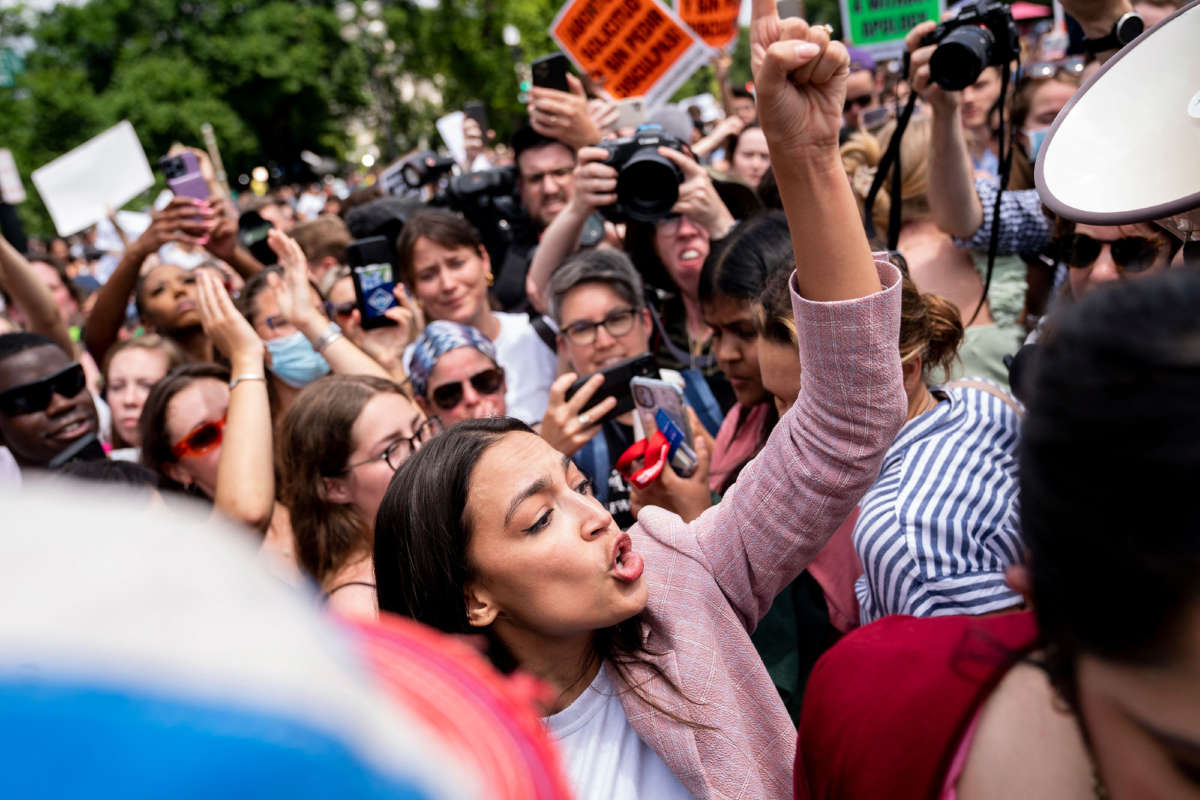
[347,236,399,329]
[464,100,489,134]
[160,153,209,201]
[531,52,570,92]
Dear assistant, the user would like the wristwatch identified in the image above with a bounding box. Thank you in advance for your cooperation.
[1083,11,1144,54]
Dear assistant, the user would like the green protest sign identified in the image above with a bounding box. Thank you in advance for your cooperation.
[839,0,943,57]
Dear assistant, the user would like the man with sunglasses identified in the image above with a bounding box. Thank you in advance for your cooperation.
[0,332,100,473]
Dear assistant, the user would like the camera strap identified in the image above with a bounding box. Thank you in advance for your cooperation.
[969,57,1016,325]
[863,75,919,250]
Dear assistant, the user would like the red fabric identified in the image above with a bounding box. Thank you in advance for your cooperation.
[805,508,863,633]
[794,611,1039,800]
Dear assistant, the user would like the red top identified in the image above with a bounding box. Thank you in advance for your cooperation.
[794,611,1040,800]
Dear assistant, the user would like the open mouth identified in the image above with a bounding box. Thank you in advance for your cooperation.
[679,248,702,262]
[49,416,91,441]
[611,533,644,583]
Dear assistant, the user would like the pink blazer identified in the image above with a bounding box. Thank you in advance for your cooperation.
[619,259,905,799]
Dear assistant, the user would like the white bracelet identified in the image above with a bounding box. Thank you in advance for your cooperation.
[314,321,343,353]
[229,373,266,390]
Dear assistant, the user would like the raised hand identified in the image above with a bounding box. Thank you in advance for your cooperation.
[194,269,263,369]
[750,0,849,153]
[265,228,323,330]
[656,147,737,239]
[629,407,714,523]
[906,21,957,112]
[528,74,603,150]
[133,197,214,257]
[539,372,619,457]
[568,146,620,214]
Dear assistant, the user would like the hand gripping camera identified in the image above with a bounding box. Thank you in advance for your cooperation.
[595,125,688,223]
[920,0,1020,91]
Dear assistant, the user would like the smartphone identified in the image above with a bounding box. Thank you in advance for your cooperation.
[564,353,657,427]
[531,52,571,92]
[464,100,489,135]
[630,376,697,477]
[347,236,399,330]
[159,152,209,201]
[615,98,646,130]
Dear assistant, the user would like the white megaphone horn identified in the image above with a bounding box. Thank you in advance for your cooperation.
[1035,0,1200,263]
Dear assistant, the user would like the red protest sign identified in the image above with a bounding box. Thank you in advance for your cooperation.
[551,0,712,108]
[677,0,740,49]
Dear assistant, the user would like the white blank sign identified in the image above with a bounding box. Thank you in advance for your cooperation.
[32,121,154,236]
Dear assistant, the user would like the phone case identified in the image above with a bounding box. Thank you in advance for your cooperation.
[161,153,210,201]
[531,53,570,92]
[630,377,697,477]
[348,236,399,330]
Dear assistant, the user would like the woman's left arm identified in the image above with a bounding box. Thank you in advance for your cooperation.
[678,1,907,629]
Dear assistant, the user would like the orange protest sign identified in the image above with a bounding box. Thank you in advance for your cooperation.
[551,0,713,107]
[677,0,740,49]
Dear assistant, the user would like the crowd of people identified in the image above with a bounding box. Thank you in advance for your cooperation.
[1,0,1198,795]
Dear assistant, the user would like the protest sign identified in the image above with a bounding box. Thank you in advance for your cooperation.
[0,149,25,204]
[436,111,469,168]
[32,121,154,236]
[551,0,713,108]
[676,0,740,50]
[839,0,943,59]
[676,92,722,123]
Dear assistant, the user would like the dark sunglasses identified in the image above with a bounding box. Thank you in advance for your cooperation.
[1052,234,1164,274]
[171,415,226,459]
[430,367,505,411]
[0,364,86,417]
[843,94,873,112]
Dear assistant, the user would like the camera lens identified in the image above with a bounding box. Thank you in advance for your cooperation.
[616,150,682,223]
[930,25,994,91]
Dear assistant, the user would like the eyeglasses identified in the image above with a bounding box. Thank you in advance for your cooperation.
[430,367,505,411]
[171,415,226,460]
[343,416,443,472]
[1020,57,1084,84]
[562,307,638,347]
[843,94,873,112]
[656,214,694,236]
[0,364,86,417]
[1052,233,1165,274]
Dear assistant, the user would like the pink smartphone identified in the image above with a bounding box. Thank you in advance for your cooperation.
[160,152,210,200]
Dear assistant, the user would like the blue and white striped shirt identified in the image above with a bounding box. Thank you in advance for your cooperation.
[854,383,1023,624]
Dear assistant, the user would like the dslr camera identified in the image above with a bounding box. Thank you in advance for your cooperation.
[920,0,1020,91]
[596,125,688,223]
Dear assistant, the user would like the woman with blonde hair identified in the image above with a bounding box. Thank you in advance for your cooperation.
[842,117,1025,383]
[102,335,188,459]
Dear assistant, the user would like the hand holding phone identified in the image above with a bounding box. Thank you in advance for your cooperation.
[564,353,657,426]
[630,376,697,478]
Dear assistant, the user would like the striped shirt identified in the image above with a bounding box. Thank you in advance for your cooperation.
[854,383,1023,624]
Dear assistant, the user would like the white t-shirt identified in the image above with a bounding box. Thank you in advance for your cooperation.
[491,312,557,425]
[544,665,693,800]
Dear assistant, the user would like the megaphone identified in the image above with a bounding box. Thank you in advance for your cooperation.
[1035,0,1200,262]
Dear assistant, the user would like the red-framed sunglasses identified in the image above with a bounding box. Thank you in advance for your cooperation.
[171,415,226,459]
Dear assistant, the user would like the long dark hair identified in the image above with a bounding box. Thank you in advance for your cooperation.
[698,212,790,490]
[375,417,706,724]
[1021,270,1200,709]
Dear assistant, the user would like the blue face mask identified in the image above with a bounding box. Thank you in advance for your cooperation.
[1025,127,1050,162]
[265,331,331,388]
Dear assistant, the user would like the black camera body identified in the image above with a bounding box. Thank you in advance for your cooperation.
[596,125,687,223]
[920,0,1020,91]
[401,150,458,189]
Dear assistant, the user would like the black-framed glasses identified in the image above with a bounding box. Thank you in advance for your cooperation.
[1051,234,1165,274]
[0,364,86,417]
[342,417,443,473]
[843,94,873,112]
[430,367,505,411]
[561,307,638,347]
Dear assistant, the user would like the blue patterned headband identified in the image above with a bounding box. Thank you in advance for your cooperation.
[406,320,498,397]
